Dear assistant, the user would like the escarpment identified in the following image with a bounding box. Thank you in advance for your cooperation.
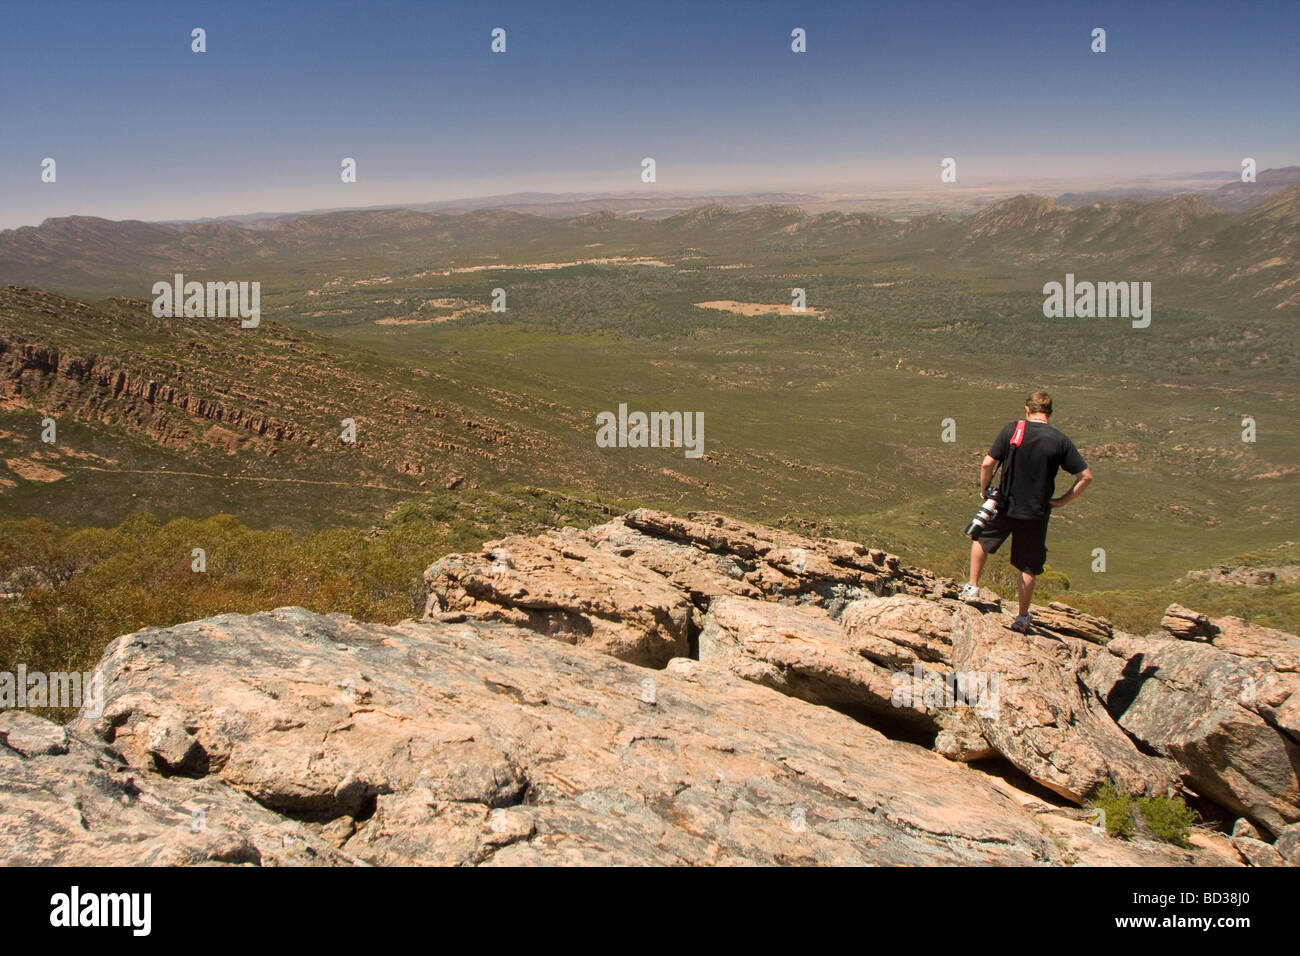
[0,287,527,477]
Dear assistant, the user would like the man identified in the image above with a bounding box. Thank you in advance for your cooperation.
[959,391,1092,633]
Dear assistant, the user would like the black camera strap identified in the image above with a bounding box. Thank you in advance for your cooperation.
[997,420,1027,502]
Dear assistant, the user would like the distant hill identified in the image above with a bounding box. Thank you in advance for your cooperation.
[7,184,1296,311]
[155,191,826,229]
[1210,166,1300,211]
[1058,166,1300,212]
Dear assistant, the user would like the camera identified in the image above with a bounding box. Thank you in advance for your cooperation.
[964,486,1002,539]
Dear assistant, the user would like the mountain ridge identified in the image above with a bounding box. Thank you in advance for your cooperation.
[5,185,1298,304]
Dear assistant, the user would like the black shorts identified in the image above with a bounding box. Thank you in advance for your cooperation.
[976,513,1049,575]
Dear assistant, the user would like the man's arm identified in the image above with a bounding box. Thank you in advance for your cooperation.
[981,423,1012,493]
[979,454,997,494]
[1050,468,1092,508]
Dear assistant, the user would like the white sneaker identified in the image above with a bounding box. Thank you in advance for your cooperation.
[1010,614,1032,634]
[959,583,981,604]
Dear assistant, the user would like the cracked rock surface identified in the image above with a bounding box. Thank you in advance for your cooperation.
[5,510,1292,865]
[0,604,1222,866]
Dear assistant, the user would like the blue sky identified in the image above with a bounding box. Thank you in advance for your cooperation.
[2,0,1297,227]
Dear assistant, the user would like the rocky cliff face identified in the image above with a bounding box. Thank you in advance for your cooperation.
[6,339,304,449]
[3,509,1297,866]
[0,287,526,488]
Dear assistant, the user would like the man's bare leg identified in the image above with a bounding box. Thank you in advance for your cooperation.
[969,539,988,587]
[1017,570,1036,617]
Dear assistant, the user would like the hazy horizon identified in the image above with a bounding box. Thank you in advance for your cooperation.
[4,167,1285,231]
[4,0,1298,229]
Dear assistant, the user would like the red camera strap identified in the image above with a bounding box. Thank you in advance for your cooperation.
[1010,419,1026,447]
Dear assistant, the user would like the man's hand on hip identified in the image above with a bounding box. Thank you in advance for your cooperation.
[1051,468,1094,510]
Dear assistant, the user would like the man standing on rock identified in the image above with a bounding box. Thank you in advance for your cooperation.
[960,391,1092,633]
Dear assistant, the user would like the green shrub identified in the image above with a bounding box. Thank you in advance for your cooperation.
[1088,782,1135,839]
[1138,795,1197,848]
[1036,566,1071,594]
[1086,785,1197,846]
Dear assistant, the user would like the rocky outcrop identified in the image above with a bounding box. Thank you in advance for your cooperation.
[422,509,1114,666]
[32,606,1207,867]
[840,594,1178,800]
[2,340,301,450]
[697,595,993,761]
[1087,609,1300,836]
[0,287,523,491]
[421,509,946,667]
[0,710,352,866]
[1187,565,1300,588]
[425,511,1290,820]
[6,510,1296,865]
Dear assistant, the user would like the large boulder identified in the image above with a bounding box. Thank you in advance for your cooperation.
[1086,627,1300,836]
[697,595,993,760]
[1160,604,1218,642]
[950,606,1179,803]
[842,595,1178,802]
[423,527,695,666]
[0,710,353,866]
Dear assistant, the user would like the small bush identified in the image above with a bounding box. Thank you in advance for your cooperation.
[1088,782,1135,839]
[1138,795,1197,848]
[1037,566,1071,594]
[1087,784,1198,846]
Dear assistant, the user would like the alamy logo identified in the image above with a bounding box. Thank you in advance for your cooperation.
[0,666,103,718]
[1042,273,1151,328]
[151,273,260,327]
[49,886,151,936]
[595,403,704,459]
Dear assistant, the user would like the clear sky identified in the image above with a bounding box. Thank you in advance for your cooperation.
[2,0,1297,228]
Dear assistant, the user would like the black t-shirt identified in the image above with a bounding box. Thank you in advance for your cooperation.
[989,420,1088,519]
